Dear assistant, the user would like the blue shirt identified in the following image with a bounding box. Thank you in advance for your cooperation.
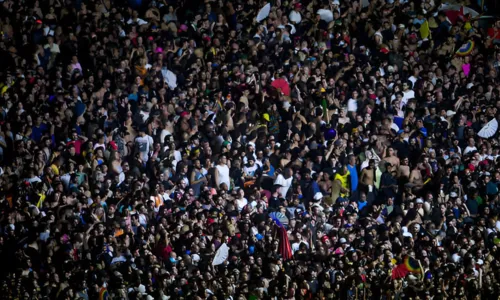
[128,93,138,102]
[31,123,48,142]
[358,200,367,211]
[347,164,358,192]
[267,165,275,177]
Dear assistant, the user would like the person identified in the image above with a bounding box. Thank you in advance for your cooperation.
[215,155,230,191]
[274,167,293,199]
[134,126,154,165]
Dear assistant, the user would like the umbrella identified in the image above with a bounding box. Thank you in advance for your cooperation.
[439,4,479,24]
[478,119,498,138]
[271,78,290,96]
[391,263,409,280]
[269,211,289,227]
[278,226,293,260]
[212,243,229,265]
[317,9,334,23]
[456,40,475,56]
[256,3,271,23]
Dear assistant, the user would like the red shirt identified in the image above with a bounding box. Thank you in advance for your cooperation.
[488,28,500,40]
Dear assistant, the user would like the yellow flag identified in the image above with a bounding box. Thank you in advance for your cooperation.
[420,20,430,39]
[37,193,46,208]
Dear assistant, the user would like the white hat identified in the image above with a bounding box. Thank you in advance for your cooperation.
[192,254,201,263]
[452,253,461,263]
[137,284,147,295]
[332,0,340,5]
[313,192,324,201]
[416,198,424,204]
[446,110,456,117]
[466,83,474,89]
[312,202,324,212]
[340,238,347,244]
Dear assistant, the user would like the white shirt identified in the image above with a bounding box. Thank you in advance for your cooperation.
[289,11,302,24]
[347,98,358,112]
[135,135,154,162]
[160,129,172,143]
[408,76,418,86]
[127,18,148,25]
[402,89,415,105]
[216,164,230,189]
[292,240,309,253]
[277,23,296,35]
[274,174,293,198]
[141,111,150,123]
[44,43,60,54]
[236,197,248,212]
[463,146,477,155]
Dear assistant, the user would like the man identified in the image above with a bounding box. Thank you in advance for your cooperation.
[402,81,415,106]
[360,159,377,204]
[346,155,358,194]
[289,3,302,25]
[190,159,207,197]
[135,126,154,164]
[384,147,400,168]
[347,90,359,114]
[274,168,293,199]
[31,116,48,143]
[334,165,350,199]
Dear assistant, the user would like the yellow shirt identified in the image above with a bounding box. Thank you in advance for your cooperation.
[335,171,350,197]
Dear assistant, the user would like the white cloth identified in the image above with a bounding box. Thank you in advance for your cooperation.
[216,164,230,189]
[127,18,148,25]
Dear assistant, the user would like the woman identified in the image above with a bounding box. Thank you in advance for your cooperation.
[45,7,58,28]
[267,104,282,135]
[163,6,178,23]
[190,159,207,197]
[92,147,105,169]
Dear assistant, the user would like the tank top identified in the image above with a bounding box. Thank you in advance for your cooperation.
[191,169,205,197]
[216,164,230,190]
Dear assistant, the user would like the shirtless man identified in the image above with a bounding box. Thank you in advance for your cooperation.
[318,171,332,194]
[409,162,425,192]
[398,157,410,178]
[360,159,376,192]
[384,146,400,168]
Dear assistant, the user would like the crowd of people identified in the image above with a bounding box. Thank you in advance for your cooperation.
[1,0,500,299]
